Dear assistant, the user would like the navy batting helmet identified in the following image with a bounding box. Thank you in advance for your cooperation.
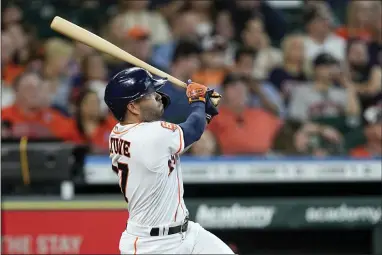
[104,67,171,121]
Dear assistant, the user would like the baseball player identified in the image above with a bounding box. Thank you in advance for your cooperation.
[105,67,234,254]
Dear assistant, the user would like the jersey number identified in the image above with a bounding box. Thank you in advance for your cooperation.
[160,121,177,132]
[112,162,129,203]
[168,155,176,176]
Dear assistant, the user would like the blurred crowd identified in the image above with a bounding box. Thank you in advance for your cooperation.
[1,0,381,158]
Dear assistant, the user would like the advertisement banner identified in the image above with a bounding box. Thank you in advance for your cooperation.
[186,197,382,230]
[2,197,381,254]
[85,156,382,184]
[2,210,128,254]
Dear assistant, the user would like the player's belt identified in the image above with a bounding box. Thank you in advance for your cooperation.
[150,217,189,236]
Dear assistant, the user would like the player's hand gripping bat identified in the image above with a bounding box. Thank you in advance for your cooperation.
[50,16,221,107]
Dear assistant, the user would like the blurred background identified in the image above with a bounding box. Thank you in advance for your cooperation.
[1,0,381,254]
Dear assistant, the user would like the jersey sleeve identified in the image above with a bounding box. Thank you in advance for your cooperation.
[139,121,184,171]
[144,121,185,154]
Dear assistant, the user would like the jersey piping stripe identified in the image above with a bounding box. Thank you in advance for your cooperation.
[175,125,184,154]
[133,237,139,255]
[178,174,185,214]
[173,171,181,222]
[112,123,142,135]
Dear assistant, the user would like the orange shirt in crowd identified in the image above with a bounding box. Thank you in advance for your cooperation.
[207,106,282,155]
[1,104,80,141]
[72,115,117,153]
[192,69,226,88]
[335,27,371,41]
[2,64,25,85]
[350,146,373,158]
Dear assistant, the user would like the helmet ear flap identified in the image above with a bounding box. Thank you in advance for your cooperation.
[157,91,171,109]
[107,98,129,121]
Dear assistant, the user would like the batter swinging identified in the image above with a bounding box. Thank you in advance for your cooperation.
[105,67,234,254]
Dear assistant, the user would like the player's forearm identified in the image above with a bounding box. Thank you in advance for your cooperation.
[179,102,206,148]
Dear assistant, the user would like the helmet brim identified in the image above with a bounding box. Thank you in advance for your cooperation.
[153,77,168,91]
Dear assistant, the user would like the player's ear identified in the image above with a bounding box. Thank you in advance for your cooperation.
[127,102,140,115]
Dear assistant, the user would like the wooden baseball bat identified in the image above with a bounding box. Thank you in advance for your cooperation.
[50,16,187,88]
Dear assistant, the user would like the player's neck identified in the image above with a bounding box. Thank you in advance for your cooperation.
[120,116,141,126]
[120,121,139,126]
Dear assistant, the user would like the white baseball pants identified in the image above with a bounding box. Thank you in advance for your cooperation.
[119,220,234,254]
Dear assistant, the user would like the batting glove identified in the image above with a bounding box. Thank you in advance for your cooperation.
[205,89,221,123]
[186,80,208,104]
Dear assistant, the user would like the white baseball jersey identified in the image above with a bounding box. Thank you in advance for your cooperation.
[109,121,188,227]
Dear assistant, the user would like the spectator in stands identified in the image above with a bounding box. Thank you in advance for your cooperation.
[126,26,153,65]
[232,47,284,117]
[214,10,237,66]
[189,130,217,156]
[293,122,344,156]
[1,32,18,108]
[109,26,154,77]
[368,1,382,67]
[69,41,95,78]
[346,40,382,109]
[269,34,308,102]
[220,0,287,44]
[71,53,109,115]
[6,23,27,62]
[1,31,24,86]
[350,101,382,157]
[231,47,256,77]
[288,53,360,122]
[42,38,74,115]
[241,17,283,80]
[303,5,346,67]
[72,89,116,154]
[151,10,200,71]
[6,23,38,67]
[304,1,340,27]
[247,77,284,117]
[169,40,202,85]
[192,36,228,88]
[208,74,282,155]
[335,0,372,41]
[1,4,23,30]
[272,120,344,156]
[161,40,202,123]
[102,17,132,75]
[102,14,126,49]
[153,0,186,22]
[185,0,214,38]
[1,71,78,140]
[116,0,171,45]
